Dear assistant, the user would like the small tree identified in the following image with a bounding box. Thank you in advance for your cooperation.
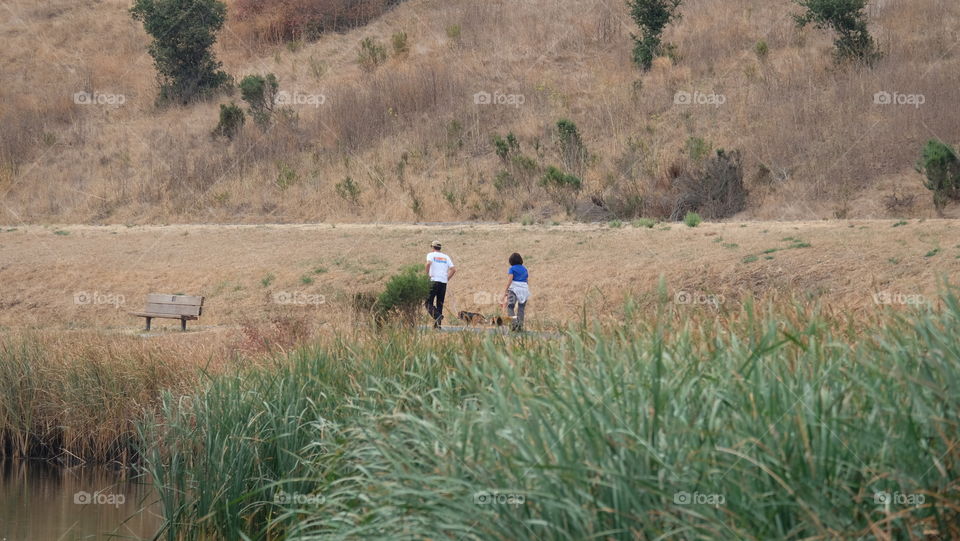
[627,0,683,71]
[212,103,245,140]
[794,0,880,65]
[131,0,231,104]
[916,140,960,214]
[239,74,278,128]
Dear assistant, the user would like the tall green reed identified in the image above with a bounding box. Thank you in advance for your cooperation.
[142,298,960,540]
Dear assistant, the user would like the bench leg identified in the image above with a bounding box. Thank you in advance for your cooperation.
[145,317,152,331]
[181,317,187,331]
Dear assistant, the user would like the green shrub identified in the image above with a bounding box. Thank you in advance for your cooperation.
[358,37,387,71]
[917,140,960,213]
[755,39,769,58]
[683,211,702,227]
[633,217,656,228]
[540,166,582,191]
[211,103,245,140]
[275,162,298,190]
[391,31,409,56]
[335,176,362,205]
[627,0,683,70]
[130,0,231,104]
[376,265,431,322]
[446,24,461,42]
[794,0,880,65]
[556,119,587,175]
[685,136,711,163]
[239,74,278,129]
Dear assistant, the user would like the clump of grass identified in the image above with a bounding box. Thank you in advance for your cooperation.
[608,219,623,228]
[722,242,739,249]
[632,218,656,228]
[925,248,941,258]
[300,275,314,285]
[683,211,702,227]
[53,229,69,236]
[742,254,759,263]
[893,220,908,227]
[261,273,275,287]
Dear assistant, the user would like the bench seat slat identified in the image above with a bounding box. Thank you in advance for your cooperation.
[145,294,204,306]
[138,302,201,316]
[129,312,199,320]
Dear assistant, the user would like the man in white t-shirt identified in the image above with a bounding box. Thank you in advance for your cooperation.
[424,240,456,328]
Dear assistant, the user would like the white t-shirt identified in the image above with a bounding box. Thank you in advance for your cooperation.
[426,251,455,283]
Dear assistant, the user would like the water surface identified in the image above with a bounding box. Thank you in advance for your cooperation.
[0,460,161,541]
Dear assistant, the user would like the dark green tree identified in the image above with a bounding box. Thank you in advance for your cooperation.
[794,0,880,65]
[917,140,960,214]
[627,0,682,71]
[131,0,231,104]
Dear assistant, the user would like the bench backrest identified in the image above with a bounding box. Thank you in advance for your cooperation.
[143,294,204,317]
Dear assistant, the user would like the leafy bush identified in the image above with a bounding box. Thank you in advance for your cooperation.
[685,136,711,162]
[556,119,587,175]
[794,0,880,65]
[540,166,582,191]
[627,0,683,70]
[358,37,388,71]
[211,103,245,140]
[683,211,702,227]
[391,31,409,56]
[130,0,231,104]
[335,176,362,205]
[916,140,960,213]
[239,74,279,129]
[755,39,769,59]
[376,265,431,323]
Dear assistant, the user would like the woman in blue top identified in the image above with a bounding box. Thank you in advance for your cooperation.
[500,252,530,332]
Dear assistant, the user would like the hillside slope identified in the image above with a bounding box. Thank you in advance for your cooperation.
[2,0,959,223]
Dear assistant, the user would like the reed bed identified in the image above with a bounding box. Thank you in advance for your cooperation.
[0,331,226,464]
[139,296,960,540]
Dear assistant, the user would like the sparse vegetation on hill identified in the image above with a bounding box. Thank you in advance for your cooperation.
[2,0,959,223]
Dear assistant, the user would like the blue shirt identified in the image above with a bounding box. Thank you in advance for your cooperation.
[508,264,528,282]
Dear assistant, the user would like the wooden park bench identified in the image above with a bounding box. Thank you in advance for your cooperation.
[130,294,204,331]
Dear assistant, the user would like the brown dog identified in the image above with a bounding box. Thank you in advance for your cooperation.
[458,311,488,325]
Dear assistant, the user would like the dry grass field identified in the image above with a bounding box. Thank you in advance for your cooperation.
[2,0,959,223]
[0,219,957,333]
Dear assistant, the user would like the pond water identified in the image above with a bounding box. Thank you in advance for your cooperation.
[0,460,161,541]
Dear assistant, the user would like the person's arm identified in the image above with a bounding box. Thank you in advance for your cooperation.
[425,261,431,276]
[501,273,514,307]
[447,266,457,280]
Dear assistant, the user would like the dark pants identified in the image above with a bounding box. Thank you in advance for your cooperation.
[425,281,447,327]
[506,290,526,331]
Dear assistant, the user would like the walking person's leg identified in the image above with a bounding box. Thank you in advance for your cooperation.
[425,281,438,320]
[515,301,526,331]
[506,290,521,331]
[434,282,447,327]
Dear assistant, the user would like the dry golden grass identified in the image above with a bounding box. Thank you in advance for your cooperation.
[0,220,957,333]
[2,0,959,223]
